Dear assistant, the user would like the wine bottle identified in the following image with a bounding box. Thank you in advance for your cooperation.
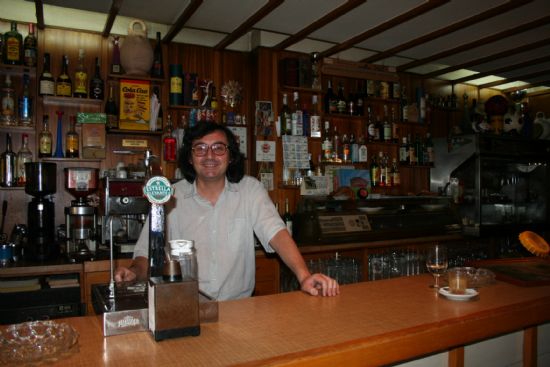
[310,95,321,138]
[38,115,53,158]
[111,36,122,74]
[105,85,118,130]
[65,115,79,158]
[151,32,164,78]
[283,198,293,236]
[0,75,17,126]
[324,79,336,114]
[73,49,88,98]
[280,93,291,135]
[291,91,303,136]
[23,23,37,67]
[16,133,33,186]
[56,55,72,97]
[39,53,55,96]
[383,105,391,142]
[3,21,23,65]
[89,57,104,100]
[336,83,346,114]
[18,74,33,126]
[0,134,17,187]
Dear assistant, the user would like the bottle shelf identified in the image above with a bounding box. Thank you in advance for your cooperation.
[0,126,36,134]
[41,96,103,107]
[0,186,25,191]
[280,85,322,94]
[108,73,165,83]
[0,64,36,75]
[106,129,162,136]
[40,158,103,163]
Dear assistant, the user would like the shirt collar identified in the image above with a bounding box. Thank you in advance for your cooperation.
[182,177,239,199]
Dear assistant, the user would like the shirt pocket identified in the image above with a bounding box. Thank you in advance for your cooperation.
[227,218,247,252]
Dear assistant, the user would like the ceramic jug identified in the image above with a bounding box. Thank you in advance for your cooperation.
[120,19,153,76]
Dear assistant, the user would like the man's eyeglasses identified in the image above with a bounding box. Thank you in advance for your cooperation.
[191,143,228,156]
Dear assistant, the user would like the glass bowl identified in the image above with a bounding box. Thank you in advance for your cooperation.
[445,267,496,288]
[0,320,79,365]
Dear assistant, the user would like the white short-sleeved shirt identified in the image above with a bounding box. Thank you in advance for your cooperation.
[133,175,285,300]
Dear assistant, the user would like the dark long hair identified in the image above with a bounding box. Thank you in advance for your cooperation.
[179,121,245,183]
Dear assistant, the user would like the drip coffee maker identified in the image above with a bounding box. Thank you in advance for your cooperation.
[25,162,57,261]
[64,167,99,262]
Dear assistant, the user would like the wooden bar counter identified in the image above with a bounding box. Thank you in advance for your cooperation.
[50,275,550,367]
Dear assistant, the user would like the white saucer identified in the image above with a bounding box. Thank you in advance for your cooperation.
[438,287,478,301]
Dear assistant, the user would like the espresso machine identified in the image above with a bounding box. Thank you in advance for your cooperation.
[99,177,149,254]
[64,167,100,262]
[25,162,58,261]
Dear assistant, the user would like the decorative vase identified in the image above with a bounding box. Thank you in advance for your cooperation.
[119,19,154,76]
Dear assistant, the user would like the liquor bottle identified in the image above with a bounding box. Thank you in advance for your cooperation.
[3,21,23,65]
[391,158,400,186]
[151,32,164,78]
[283,198,293,236]
[310,95,321,138]
[105,85,118,130]
[415,135,423,165]
[18,74,33,126]
[383,105,391,142]
[408,134,417,166]
[401,87,409,122]
[53,111,64,158]
[23,23,37,67]
[39,53,55,96]
[336,83,346,114]
[65,115,79,158]
[366,106,376,142]
[322,120,332,161]
[425,132,434,166]
[306,153,315,177]
[332,125,341,162]
[324,79,335,114]
[350,133,358,163]
[358,135,368,163]
[355,80,365,116]
[153,86,163,132]
[399,136,409,165]
[0,134,16,187]
[291,91,303,136]
[347,88,355,116]
[73,49,88,98]
[56,55,72,97]
[301,101,310,137]
[390,106,399,143]
[342,134,350,163]
[370,155,379,188]
[163,115,177,161]
[366,79,375,97]
[16,133,33,186]
[89,57,104,100]
[378,151,386,187]
[0,75,17,126]
[280,93,291,135]
[111,36,122,74]
[38,115,53,158]
[374,115,382,141]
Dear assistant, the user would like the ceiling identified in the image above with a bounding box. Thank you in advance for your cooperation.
[18,0,550,94]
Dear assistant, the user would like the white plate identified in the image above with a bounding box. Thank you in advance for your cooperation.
[438,287,478,301]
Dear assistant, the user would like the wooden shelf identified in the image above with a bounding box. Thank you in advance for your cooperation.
[0,64,36,75]
[42,96,103,107]
[107,129,162,136]
[108,73,165,83]
[40,157,103,163]
[0,186,25,191]
[0,125,36,134]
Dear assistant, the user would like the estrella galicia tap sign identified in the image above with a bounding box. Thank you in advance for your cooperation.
[143,176,173,204]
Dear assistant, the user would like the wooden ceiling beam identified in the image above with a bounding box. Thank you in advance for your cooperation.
[399,14,550,73]
[321,0,449,59]
[34,0,44,30]
[366,0,531,64]
[419,37,550,79]
[164,0,203,43]
[274,0,366,50]
[102,0,123,37]
[477,69,550,89]
[452,56,549,84]
[215,0,284,50]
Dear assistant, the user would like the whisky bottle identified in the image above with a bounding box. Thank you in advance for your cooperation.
[0,134,17,187]
[56,55,72,97]
[16,133,33,186]
[3,21,23,65]
[280,93,291,135]
[23,23,37,67]
[89,57,104,100]
[163,115,177,161]
[73,49,88,98]
[65,115,79,158]
[18,74,33,126]
[322,120,332,161]
[310,95,321,138]
[39,53,55,96]
[38,115,53,158]
[0,75,17,126]
[291,91,303,136]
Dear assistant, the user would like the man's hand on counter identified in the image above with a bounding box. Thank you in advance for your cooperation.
[114,256,148,282]
[301,273,340,297]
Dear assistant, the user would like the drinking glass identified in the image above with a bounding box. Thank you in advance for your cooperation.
[426,244,448,288]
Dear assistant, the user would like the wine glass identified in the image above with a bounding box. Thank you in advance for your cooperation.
[426,244,448,288]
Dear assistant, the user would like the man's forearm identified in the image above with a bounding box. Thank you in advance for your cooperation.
[130,256,149,281]
[269,229,311,284]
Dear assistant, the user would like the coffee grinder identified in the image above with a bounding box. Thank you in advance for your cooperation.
[64,167,99,262]
[25,162,58,261]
